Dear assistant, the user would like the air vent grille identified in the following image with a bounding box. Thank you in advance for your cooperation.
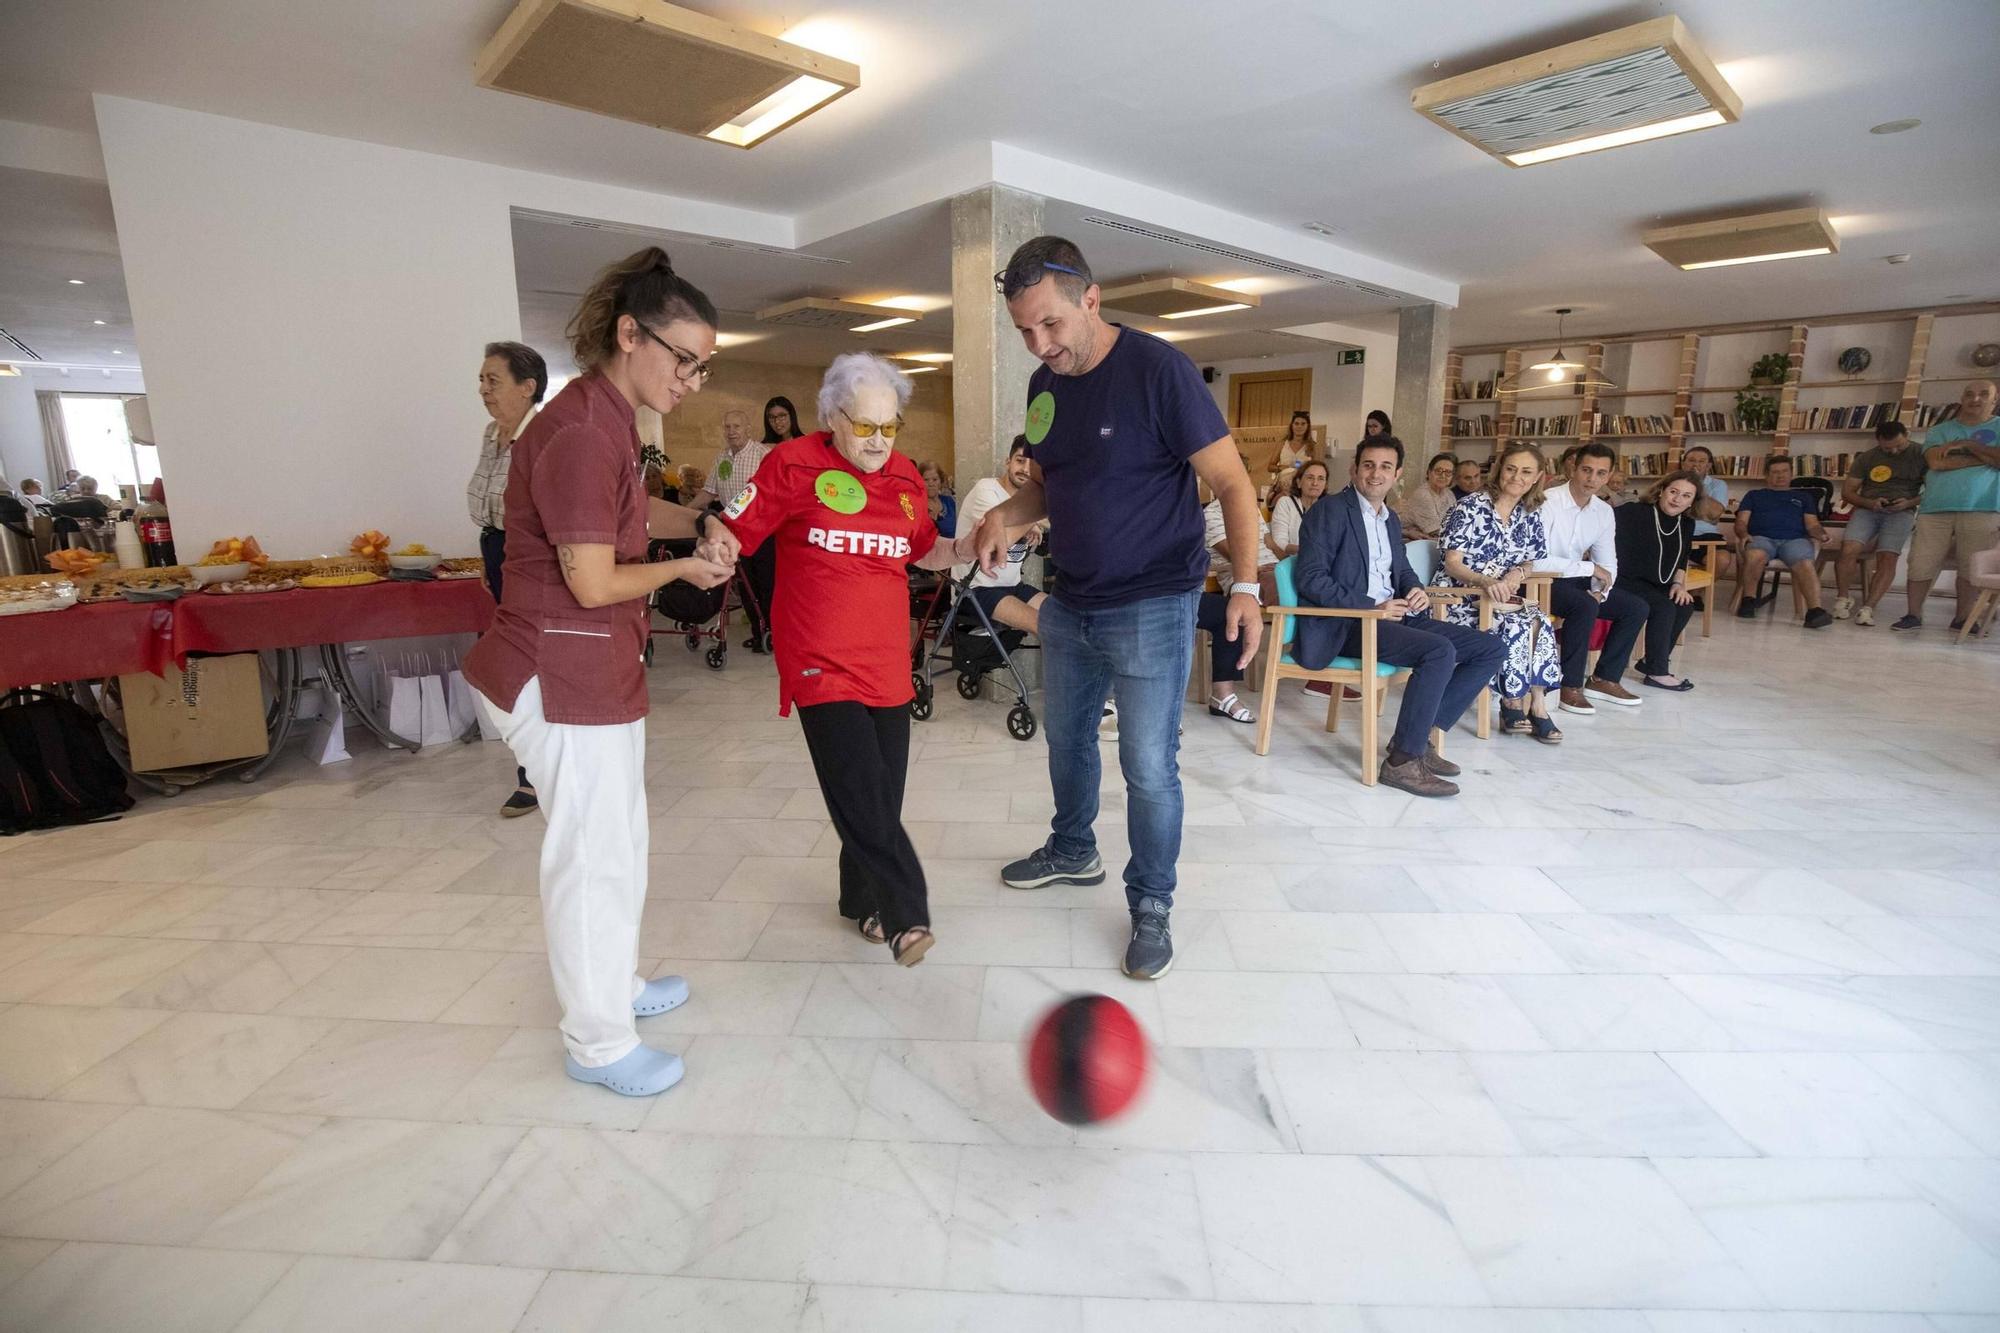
[1078,216,1404,301]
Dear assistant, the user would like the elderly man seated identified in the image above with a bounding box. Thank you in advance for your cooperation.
[1294,437,1505,798]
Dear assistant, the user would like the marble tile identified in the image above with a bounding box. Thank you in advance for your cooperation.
[0,934,207,1006]
[1842,976,2000,1051]
[1426,1157,1760,1309]
[713,855,839,903]
[149,886,361,943]
[0,1106,318,1244]
[112,941,348,1014]
[1683,868,1887,916]
[316,845,499,894]
[1661,1053,1983,1157]
[1891,1157,2000,1268]
[1841,917,2000,977]
[790,962,986,1041]
[634,960,819,1037]
[1221,911,1403,972]
[976,966,1168,1045]
[434,952,561,1027]
[0,1098,126,1197]
[51,1011,336,1110]
[804,1284,1086,1331]
[1408,866,1585,914]
[641,1034,863,1140]
[1666,975,1932,1051]
[242,1019,512,1121]
[1466,1053,1755,1157]
[231,1253,547,1333]
[12,884,214,936]
[0,1240,295,1333]
[297,890,503,947]
[1195,1154,1487,1305]
[1277,864,1434,913]
[443,896,548,952]
[1374,912,1573,974]
[1524,914,1742,975]
[1499,975,1739,1052]
[198,1117,524,1258]
[1658,1158,2000,1313]
[1070,907,1237,971]
[518,1271,811,1332]
[1546,869,1730,915]
[1326,973,1551,1051]
[1861,1053,2000,1154]
[0,1005,170,1098]
[1156,971,1355,1049]
[636,900,779,960]
[436,1027,656,1131]
[1674,914,1907,975]
[0,1235,61,1294]
[1272,1050,1524,1155]
[272,946,503,1022]
[644,853,743,900]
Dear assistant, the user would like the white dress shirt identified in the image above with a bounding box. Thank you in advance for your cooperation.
[1534,482,1618,580]
[1357,490,1396,603]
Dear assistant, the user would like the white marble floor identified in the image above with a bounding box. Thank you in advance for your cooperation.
[2,601,1998,1332]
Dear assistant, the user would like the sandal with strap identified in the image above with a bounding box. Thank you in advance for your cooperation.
[1498,703,1530,734]
[891,927,934,967]
[1207,692,1256,724]
[856,914,887,944]
[1528,713,1563,745]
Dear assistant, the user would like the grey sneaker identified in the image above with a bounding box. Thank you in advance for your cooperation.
[1123,898,1174,979]
[1001,845,1106,889]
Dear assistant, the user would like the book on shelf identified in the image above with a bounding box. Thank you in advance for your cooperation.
[1791,401,1898,432]
[1706,454,1768,479]
[1620,449,1671,477]
[1786,452,1855,479]
[1589,412,1673,436]
[1448,376,1498,400]
[1512,414,1577,437]
[1911,402,1962,429]
[1684,410,1772,434]
[1451,415,1498,437]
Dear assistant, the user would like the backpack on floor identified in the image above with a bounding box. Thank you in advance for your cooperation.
[0,689,135,835]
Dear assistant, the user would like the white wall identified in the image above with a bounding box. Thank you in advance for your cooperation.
[92,96,786,557]
[1199,324,1400,464]
[0,376,41,490]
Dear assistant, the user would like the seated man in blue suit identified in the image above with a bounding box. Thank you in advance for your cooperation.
[1295,437,1506,798]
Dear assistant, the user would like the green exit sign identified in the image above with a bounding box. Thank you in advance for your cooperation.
[1339,349,1365,366]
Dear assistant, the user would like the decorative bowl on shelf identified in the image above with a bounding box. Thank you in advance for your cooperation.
[1974,344,2000,369]
[1837,347,1872,376]
[387,553,442,571]
[190,561,252,585]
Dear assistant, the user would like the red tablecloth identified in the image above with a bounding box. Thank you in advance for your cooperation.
[172,578,495,665]
[0,578,494,689]
[0,600,173,691]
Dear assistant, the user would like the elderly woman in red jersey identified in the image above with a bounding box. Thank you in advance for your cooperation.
[705,353,978,965]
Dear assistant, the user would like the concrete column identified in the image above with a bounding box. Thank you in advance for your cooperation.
[949,185,1045,492]
[1392,303,1451,459]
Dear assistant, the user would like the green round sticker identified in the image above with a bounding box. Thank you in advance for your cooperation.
[813,469,867,515]
[1024,390,1056,445]
[716,457,732,482]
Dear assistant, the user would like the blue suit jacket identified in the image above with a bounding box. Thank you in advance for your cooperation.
[1293,487,1420,670]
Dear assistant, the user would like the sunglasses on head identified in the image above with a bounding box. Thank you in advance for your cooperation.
[993,259,1087,298]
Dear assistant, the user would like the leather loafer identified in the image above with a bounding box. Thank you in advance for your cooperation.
[564,1044,685,1097]
[633,975,690,1017]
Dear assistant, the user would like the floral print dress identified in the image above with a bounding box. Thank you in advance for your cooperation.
[1434,491,1562,697]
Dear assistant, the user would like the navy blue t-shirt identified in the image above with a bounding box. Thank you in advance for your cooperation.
[1026,325,1228,609]
[1739,485,1814,542]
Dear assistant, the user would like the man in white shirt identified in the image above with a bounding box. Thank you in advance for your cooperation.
[694,409,775,651]
[954,436,1047,633]
[1536,442,1649,716]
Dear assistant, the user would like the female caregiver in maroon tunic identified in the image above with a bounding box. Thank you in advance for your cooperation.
[463,247,731,1099]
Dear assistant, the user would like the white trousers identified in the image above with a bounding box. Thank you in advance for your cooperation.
[476,677,649,1068]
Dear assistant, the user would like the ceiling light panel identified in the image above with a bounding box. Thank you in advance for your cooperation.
[1413,16,1740,167]
[1642,208,1839,270]
[756,297,923,331]
[1099,278,1262,320]
[476,0,858,149]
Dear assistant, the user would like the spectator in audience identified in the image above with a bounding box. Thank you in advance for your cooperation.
[762,394,805,444]
[57,475,111,520]
[1602,463,1630,506]
[19,478,44,499]
[1453,455,1485,500]
[1435,441,1565,744]
[57,468,81,495]
[1836,419,1927,626]
[1268,410,1315,491]
[1679,444,1735,575]
[1535,441,1648,716]
[1615,470,1701,690]
[1363,409,1391,438]
[1397,452,1459,539]
[916,459,956,535]
[955,435,1047,635]
[1896,379,2000,634]
[694,408,776,651]
[1269,458,1329,559]
[1735,455,1833,628]
[1294,436,1506,796]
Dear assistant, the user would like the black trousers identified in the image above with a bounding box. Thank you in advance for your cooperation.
[798,700,929,935]
[481,526,531,791]
[1195,592,1248,686]
[1549,576,1648,687]
[1616,578,1696,676]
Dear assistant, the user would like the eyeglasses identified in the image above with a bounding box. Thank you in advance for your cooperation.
[993,259,1088,298]
[840,409,904,440]
[635,323,713,383]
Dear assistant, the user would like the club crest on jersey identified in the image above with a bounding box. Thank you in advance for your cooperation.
[724,481,757,519]
[899,492,916,521]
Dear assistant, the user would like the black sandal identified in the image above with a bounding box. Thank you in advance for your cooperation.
[1499,703,1529,734]
[891,927,933,967]
[1528,713,1563,745]
[856,914,887,944]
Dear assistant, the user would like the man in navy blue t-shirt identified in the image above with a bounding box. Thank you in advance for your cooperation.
[1734,454,1833,628]
[970,236,1266,980]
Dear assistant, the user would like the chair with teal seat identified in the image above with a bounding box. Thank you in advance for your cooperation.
[1254,556,1413,785]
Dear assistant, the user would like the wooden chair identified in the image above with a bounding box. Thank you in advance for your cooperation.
[1688,538,1724,637]
[1957,545,2000,644]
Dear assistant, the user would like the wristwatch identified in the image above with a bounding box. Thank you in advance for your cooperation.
[1229,580,1263,603]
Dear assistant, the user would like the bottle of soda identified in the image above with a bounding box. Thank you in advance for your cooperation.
[137,501,177,566]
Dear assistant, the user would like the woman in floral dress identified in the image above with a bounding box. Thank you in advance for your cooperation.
[1433,442,1564,744]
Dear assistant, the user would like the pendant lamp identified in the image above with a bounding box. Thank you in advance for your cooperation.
[1497,308,1619,395]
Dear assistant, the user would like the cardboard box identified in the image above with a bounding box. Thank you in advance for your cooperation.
[119,653,269,772]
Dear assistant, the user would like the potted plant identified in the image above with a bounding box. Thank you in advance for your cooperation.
[1734,389,1779,433]
[1748,352,1789,387]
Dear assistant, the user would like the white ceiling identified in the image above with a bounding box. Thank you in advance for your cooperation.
[0,166,134,365]
[1,0,1995,357]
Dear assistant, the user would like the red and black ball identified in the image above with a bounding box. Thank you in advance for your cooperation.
[1026,994,1149,1125]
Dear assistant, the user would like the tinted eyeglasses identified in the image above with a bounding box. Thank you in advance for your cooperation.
[840,410,904,440]
[993,259,1088,299]
[635,323,713,384]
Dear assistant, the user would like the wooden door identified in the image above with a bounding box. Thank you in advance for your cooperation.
[1228,368,1312,428]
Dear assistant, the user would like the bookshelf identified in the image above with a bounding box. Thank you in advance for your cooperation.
[1444,301,2000,489]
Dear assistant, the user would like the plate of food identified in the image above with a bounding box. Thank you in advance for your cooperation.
[0,578,77,616]
[300,571,385,588]
[387,542,441,571]
[209,577,299,595]
[192,535,268,585]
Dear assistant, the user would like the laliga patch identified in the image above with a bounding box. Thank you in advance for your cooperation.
[724,481,757,519]
[814,469,866,515]
[899,492,916,520]
[1024,390,1056,445]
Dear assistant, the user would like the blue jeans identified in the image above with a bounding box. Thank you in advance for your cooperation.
[1041,588,1199,912]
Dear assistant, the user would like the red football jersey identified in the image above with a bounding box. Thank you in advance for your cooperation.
[720,432,941,715]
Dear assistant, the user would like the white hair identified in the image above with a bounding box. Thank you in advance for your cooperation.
[818,352,911,428]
